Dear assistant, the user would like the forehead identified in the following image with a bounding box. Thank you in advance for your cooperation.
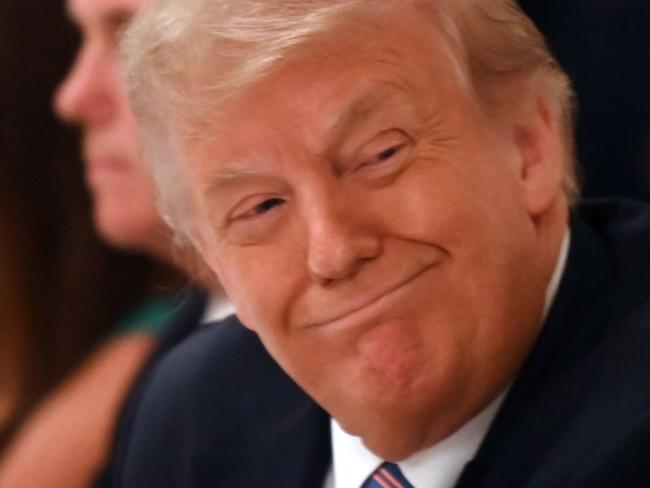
[199,7,462,145]
[66,0,146,26]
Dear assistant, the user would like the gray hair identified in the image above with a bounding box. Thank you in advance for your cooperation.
[122,0,578,243]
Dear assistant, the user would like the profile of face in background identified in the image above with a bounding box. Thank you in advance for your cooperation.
[55,0,167,255]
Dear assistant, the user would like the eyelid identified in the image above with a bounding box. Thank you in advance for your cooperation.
[353,129,412,170]
[228,194,286,222]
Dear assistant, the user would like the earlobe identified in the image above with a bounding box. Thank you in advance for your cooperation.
[190,229,224,283]
[513,98,564,219]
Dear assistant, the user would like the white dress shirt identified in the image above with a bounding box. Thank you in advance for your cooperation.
[323,231,571,487]
[200,294,236,324]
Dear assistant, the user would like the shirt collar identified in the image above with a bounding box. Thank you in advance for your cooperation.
[330,392,506,488]
[544,230,571,321]
[200,294,235,324]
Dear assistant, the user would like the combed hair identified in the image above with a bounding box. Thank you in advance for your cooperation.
[122,0,578,242]
[434,0,578,201]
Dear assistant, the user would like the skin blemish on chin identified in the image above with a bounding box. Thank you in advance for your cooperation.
[356,318,424,388]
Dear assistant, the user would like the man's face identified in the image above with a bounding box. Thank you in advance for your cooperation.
[185,8,564,460]
[55,0,165,252]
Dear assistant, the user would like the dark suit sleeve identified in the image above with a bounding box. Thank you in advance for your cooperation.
[94,290,206,488]
[111,316,331,488]
[111,319,239,488]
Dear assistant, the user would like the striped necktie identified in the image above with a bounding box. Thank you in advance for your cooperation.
[361,462,415,488]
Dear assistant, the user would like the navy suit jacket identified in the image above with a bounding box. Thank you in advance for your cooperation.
[97,288,209,487]
[113,199,650,487]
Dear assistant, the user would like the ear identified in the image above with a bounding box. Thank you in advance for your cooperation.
[189,227,225,285]
[513,97,565,219]
[189,228,256,331]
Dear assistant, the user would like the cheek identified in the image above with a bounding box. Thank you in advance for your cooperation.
[215,239,306,333]
[370,162,480,245]
[383,154,527,248]
[375,157,536,328]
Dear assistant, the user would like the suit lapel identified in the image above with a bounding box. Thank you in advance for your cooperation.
[456,208,618,487]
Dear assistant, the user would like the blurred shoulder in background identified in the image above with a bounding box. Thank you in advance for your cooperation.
[0,0,208,486]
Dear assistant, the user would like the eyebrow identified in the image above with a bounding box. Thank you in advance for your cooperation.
[326,87,400,143]
[202,160,276,197]
[202,86,404,195]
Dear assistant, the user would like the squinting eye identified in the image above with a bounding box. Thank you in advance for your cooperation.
[233,197,286,221]
[352,129,413,175]
[252,198,285,215]
[225,194,288,244]
[361,142,409,171]
[375,144,404,162]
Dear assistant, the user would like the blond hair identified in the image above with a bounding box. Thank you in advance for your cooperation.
[122,0,578,241]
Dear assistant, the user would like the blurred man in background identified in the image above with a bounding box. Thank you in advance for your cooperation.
[56,0,170,257]
[0,0,231,486]
[0,0,170,453]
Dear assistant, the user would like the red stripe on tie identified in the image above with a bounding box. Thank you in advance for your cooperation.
[379,467,405,488]
[372,473,393,488]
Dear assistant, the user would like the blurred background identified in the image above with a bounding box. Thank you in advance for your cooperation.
[1,0,649,459]
[0,0,180,452]
[521,0,650,202]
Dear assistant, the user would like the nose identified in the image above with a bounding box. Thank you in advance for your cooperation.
[306,196,382,285]
[54,42,116,127]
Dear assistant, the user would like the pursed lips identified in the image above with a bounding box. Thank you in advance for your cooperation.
[305,262,440,329]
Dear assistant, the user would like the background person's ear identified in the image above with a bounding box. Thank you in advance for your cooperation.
[513,96,566,219]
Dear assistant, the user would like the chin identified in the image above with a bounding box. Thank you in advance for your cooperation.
[332,387,439,461]
[359,419,430,461]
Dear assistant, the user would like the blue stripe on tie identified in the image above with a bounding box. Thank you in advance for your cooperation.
[361,462,415,488]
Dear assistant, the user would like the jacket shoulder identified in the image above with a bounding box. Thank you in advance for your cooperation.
[115,315,329,487]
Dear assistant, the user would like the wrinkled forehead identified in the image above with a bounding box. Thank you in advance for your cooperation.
[174,12,469,187]
[181,5,461,150]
